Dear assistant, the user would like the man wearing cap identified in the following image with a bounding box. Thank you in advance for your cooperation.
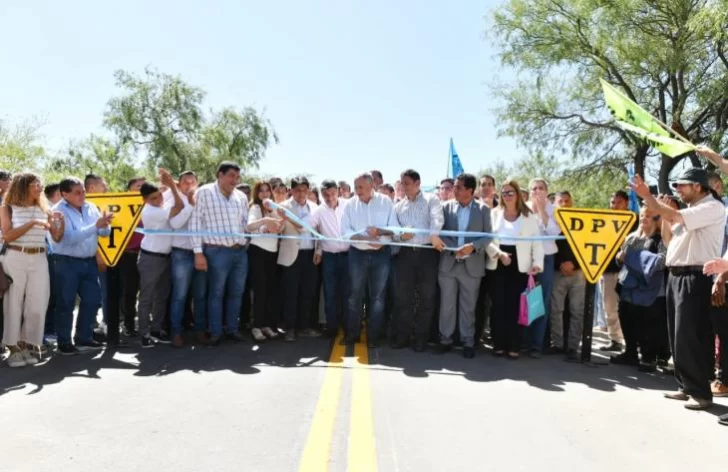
[633,168,725,410]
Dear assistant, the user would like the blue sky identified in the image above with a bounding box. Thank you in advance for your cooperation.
[0,0,519,186]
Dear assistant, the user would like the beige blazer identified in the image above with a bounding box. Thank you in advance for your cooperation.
[277,198,319,267]
[485,208,544,273]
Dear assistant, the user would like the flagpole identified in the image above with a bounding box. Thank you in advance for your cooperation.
[446,140,451,179]
[605,80,694,146]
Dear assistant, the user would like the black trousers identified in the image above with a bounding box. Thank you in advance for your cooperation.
[489,245,528,353]
[248,245,279,329]
[618,297,669,363]
[710,302,728,384]
[282,250,317,330]
[474,274,491,342]
[118,251,140,331]
[392,247,439,344]
[666,271,715,400]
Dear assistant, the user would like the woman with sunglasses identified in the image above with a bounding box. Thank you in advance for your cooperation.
[1,173,64,367]
[246,181,285,342]
[485,178,544,359]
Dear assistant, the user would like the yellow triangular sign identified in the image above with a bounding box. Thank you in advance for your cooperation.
[86,192,145,267]
[554,208,637,284]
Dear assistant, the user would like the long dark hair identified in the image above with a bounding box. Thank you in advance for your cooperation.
[250,180,272,213]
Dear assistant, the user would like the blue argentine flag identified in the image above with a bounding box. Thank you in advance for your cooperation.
[450,138,464,177]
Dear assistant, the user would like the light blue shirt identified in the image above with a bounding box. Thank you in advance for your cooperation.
[456,200,473,247]
[50,199,110,258]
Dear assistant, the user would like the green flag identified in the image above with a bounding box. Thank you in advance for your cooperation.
[600,79,669,136]
[615,120,695,158]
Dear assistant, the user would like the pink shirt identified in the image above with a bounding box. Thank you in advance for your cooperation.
[308,199,350,254]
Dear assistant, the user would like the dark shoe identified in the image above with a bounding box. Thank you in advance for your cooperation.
[171,335,184,348]
[140,336,154,349]
[656,358,669,368]
[76,340,104,352]
[610,353,639,366]
[298,328,323,338]
[544,346,565,355]
[390,339,409,350]
[565,349,580,362]
[324,328,338,339]
[123,327,139,338]
[433,343,452,355]
[225,332,246,343]
[638,361,657,373]
[150,331,171,344]
[664,391,689,401]
[208,336,222,347]
[599,341,624,352]
[718,413,728,426]
[57,344,79,356]
[412,341,427,353]
[684,398,713,410]
[463,347,475,359]
[92,330,107,343]
[106,339,130,349]
[196,331,208,345]
[528,350,543,359]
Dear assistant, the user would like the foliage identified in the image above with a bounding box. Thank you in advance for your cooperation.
[44,135,145,191]
[104,67,278,183]
[490,0,728,193]
[0,117,48,173]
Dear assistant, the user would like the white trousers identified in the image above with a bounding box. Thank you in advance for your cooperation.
[1,250,50,346]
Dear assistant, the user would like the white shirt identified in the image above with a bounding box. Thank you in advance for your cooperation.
[248,204,279,253]
[527,201,559,255]
[666,194,725,266]
[163,191,194,251]
[341,192,395,251]
[140,204,174,254]
[495,214,522,240]
[393,191,444,245]
[290,199,316,250]
[9,205,48,247]
[189,182,249,253]
[308,198,350,253]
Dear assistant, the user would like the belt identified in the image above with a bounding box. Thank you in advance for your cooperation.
[668,265,704,275]
[205,244,245,250]
[53,254,95,261]
[141,248,170,258]
[7,245,45,254]
[172,247,193,253]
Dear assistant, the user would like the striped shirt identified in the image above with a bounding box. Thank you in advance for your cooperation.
[393,191,444,245]
[189,182,249,253]
[8,205,47,247]
[308,198,350,253]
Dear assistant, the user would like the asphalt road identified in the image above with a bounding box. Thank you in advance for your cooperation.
[2,334,726,472]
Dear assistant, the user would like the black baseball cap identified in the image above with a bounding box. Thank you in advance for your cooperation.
[670,167,709,188]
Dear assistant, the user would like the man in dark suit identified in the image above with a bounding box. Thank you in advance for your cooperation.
[433,173,492,358]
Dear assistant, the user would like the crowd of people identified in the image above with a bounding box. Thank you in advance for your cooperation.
[0,148,727,425]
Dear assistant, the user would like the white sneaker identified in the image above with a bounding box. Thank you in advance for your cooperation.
[21,349,39,366]
[261,327,279,339]
[7,351,27,368]
[251,328,267,342]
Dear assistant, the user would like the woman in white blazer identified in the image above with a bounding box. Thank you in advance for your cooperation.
[485,178,545,359]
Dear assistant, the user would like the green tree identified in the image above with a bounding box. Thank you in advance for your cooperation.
[104,67,277,181]
[490,0,728,193]
[45,135,144,191]
[0,117,47,173]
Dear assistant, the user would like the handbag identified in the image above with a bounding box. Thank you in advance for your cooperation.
[518,275,546,326]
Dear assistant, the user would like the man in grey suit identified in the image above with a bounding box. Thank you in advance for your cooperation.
[432,173,492,358]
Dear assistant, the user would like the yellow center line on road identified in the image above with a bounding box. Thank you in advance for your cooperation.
[298,331,347,472]
[348,331,377,472]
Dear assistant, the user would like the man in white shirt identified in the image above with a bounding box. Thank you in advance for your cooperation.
[277,176,320,341]
[340,172,396,347]
[136,169,183,348]
[527,178,561,356]
[309,179,350,338]
[165,171,205,347]
[188,161,250,346]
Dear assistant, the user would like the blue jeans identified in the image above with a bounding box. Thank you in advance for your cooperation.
[170,249,208,336]
[204,246,248,337]
[322,251,349,331]
[529,253,555,351]
[346,247,391,341]
[53,255,101,346]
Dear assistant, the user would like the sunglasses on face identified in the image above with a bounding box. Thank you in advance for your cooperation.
[501,190,517,197]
